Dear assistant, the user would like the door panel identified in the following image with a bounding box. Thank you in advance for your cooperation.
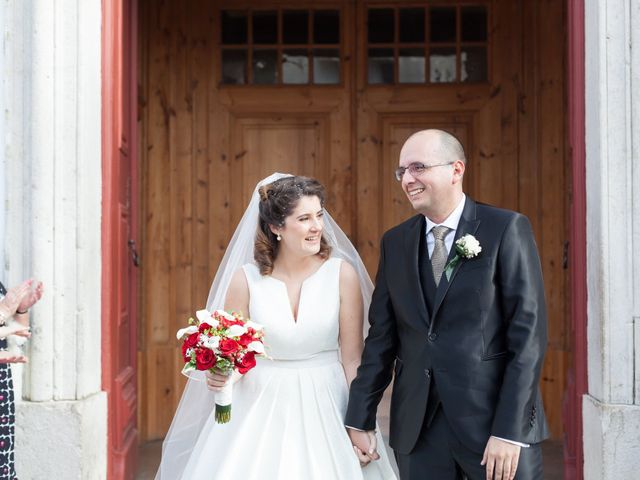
[138,0,568,442]
[138,0,355,440]
[355,0,568,441]
[380,115,471,236]
[230,114,330,221]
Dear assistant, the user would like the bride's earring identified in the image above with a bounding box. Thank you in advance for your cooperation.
[277,234,282,241]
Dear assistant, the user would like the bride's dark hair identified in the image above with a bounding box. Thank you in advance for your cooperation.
[255,176,332,275]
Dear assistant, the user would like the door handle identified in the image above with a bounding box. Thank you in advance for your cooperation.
[128,239,141,267]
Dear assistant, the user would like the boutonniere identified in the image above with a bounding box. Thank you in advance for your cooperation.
[444,234,482,280]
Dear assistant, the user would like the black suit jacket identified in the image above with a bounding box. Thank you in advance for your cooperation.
[345,197,550,454]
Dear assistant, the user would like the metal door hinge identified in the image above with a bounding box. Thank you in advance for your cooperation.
[128,239,140,267]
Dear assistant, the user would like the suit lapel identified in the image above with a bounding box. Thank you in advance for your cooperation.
[405,216,430,331]
[429,198,480,332]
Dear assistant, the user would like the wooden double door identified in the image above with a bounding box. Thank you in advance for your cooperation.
[138,0,569,443]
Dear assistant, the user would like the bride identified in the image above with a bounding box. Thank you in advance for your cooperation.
[156,173,396,479]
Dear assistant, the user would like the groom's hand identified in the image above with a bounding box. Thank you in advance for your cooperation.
[481,437,521,480]
[347,428,380,466]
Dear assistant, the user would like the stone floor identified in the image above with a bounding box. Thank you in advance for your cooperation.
[137,389,564,479]
[138,438,563,479]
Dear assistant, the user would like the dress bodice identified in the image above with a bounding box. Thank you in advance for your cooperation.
[242,257,342,360]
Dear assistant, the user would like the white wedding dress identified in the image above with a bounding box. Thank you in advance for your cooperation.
[180,257,396,479]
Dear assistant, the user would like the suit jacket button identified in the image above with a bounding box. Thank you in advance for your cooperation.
[424,369,431,378]
[428,333,438,341]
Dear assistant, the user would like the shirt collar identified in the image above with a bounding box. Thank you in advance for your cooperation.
[425,194,466,234]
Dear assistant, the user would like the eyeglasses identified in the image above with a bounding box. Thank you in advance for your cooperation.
[394,162,454,181]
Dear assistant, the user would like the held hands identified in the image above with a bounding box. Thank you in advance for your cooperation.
[347,429,379,467]
[481,437,521,480]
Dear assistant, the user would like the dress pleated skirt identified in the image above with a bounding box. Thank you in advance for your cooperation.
[181,353,396,480]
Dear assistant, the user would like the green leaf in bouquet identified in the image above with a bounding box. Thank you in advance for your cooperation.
[181,363,196,375]
[215,357,233,372]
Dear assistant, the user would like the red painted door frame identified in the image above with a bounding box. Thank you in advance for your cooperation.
[102,0,139,478]
[565,0,587,478]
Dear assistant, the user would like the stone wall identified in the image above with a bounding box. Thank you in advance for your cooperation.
[1,0,106,478]
[584,0,640,477]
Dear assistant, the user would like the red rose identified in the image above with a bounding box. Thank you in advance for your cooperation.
[219,338,240,356]
[199,322,213,333]
[237,333,253,347]
[236,352,256,374]
[195,348,216,370]
[185,332,199,348]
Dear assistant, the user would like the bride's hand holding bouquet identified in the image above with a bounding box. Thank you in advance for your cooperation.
[177,309,266,423]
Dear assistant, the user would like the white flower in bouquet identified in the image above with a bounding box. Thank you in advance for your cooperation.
[226,324,248,337]
[196,309,219,328]
[204,335,220,350]
[176,325,198,340]
[248,341,265,354]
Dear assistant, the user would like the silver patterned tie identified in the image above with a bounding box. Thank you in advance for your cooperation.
[431,226,450,286]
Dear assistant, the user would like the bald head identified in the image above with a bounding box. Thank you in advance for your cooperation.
[398,129,466,222]
[403,129,466,165]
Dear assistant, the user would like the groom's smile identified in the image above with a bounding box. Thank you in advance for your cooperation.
[407,187,425,197]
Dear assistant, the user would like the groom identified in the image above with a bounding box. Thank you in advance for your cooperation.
[346,130,549,479]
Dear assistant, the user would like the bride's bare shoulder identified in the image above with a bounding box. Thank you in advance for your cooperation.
[338,259,359,291]
[225,268,250,314]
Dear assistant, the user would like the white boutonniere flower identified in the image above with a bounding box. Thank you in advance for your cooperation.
[444,234,482,280]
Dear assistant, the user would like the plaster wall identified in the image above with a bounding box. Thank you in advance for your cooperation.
[1,0,105,477]
[584,0,640,477]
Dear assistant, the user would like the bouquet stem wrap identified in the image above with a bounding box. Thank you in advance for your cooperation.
[215,382,233,423]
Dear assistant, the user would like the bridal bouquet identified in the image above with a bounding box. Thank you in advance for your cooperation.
[177,309,265,423]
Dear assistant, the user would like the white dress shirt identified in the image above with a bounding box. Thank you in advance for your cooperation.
[425,195,466,258]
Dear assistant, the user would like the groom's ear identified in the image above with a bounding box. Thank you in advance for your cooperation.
[452,159,465,184]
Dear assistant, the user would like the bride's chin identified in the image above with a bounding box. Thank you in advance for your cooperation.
[304,244,321,255]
